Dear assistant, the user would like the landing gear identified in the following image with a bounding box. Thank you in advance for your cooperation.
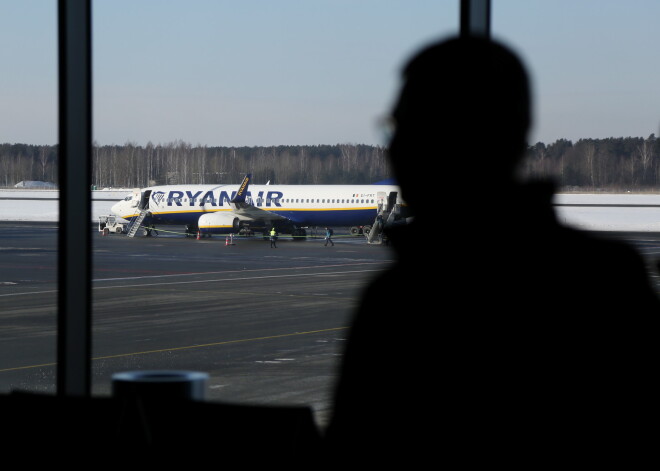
[185,224,198,237]
[188,229,210,238]
[292,228,307,241]
[349,225,372,236]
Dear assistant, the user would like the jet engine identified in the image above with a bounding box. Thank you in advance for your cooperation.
[198,212,241,234]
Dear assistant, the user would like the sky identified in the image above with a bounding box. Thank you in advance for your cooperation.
[1,1,659,148]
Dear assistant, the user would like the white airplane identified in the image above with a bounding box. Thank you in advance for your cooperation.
[110,174,406,239]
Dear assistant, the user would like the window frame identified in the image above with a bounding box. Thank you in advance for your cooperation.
[55,0,486,397]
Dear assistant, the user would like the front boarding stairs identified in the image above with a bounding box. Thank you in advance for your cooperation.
[126,209,149,238]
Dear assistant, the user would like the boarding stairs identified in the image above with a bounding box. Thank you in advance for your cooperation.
[126,209,149,238]
[367,191,400,244]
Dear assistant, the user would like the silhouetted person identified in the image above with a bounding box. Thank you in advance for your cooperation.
[325,36,659,466]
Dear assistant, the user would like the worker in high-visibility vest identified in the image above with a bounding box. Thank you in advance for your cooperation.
[269,227,278,248]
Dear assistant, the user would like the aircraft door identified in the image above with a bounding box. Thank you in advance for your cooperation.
[130,189,141,207]
[376,191,387,212]
[387,191,398,210]
[139,190,151,210]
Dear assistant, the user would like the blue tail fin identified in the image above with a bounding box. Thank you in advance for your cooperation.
[231,174,251,203]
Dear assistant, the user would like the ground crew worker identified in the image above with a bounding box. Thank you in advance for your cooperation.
[324,227,334,246]
[270,227,278,248]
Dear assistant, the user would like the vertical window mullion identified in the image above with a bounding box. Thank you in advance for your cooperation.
[57,0,92,397]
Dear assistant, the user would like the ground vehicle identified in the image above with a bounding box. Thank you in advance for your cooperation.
[98,215,126,235]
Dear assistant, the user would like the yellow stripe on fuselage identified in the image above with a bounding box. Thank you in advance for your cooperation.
[129,207,377,219]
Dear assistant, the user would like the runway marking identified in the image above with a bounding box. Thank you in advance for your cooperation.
[0,247,53,251]
[95,261,388,282]
[0,327,348,373]
[137,286,355,304]
[0,266,385,297]
[103,269,382,290]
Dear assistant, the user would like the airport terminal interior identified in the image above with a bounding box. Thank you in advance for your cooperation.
[2,1,658,462]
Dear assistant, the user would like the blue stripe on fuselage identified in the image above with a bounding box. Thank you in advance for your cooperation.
[129,207,377,228]
[275,208,377,226]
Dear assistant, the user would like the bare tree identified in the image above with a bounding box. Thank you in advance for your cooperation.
[38,146,49,181]
[637,136,655,187]
[584,141,596,190]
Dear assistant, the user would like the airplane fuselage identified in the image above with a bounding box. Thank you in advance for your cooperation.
[111,181,404,235]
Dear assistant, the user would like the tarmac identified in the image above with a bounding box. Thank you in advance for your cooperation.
[0,222,395,427]
[3,221,660,428]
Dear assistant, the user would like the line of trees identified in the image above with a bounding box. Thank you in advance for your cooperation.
[91,141,390,187]
[520,135,659,191]
[1,135,658,191]
[0,142,390,188]
[0,143,57,187]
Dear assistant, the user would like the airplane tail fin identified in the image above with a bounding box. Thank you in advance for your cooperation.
[231,174,252,203]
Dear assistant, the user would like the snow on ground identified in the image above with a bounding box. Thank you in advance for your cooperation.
[1,189,660,231]
[0,189,130,223]
[553,193,660,232]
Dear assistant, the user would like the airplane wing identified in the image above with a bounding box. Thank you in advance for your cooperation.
[230,174,289,222]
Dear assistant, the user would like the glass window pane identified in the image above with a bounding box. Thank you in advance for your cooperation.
[0,2,58,394]
[89,1,457,429]
[492,2,660,292]
[493,1,660,188]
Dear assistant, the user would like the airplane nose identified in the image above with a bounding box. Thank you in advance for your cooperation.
[110,201,122,216]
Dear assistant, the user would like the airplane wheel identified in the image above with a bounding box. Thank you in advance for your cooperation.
[292,228,307,240]
[350,226,360,236]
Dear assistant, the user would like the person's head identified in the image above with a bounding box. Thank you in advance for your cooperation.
[388,36,531,211]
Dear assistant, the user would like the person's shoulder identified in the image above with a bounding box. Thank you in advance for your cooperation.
[560,225,659,298]
[558,224,641,259]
